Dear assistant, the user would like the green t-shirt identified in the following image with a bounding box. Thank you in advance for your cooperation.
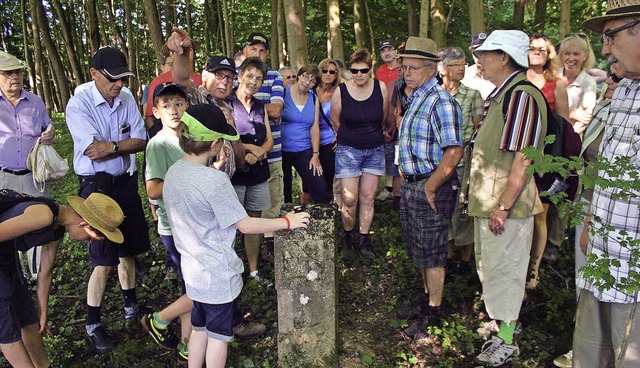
[145,129,184,236]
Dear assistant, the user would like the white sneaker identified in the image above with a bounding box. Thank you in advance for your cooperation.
[376,190,393,201]
[474,336,520,366]
[553,350,573,368]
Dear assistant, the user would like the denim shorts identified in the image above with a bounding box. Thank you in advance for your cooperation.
[191,299,236,342]
[335,144,385,178]
[233,181,271,212]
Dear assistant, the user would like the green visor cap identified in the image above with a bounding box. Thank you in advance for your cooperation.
[180,111,239,142]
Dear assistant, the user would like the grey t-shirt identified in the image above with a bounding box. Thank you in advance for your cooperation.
[163,159,247,304]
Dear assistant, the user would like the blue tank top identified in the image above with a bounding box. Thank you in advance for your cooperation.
[337,80,384,149]
[319,101,335,146]
[280,87,315,152]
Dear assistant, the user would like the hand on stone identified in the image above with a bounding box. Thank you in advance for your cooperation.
[285,211,311,230]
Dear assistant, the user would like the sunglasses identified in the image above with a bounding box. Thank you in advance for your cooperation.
[607,69,623,83]
[99,70,128,84]
[322,69,337,75]
[349,68,370,74]
[603,20,640,45]
[284,75,297,79]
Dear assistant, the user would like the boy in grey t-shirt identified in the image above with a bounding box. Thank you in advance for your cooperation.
[163,104,310,367]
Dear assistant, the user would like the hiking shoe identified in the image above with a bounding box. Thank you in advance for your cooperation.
[358,236,376,260]
[233,322,267,338]
[376,190,393,201]
[553,350,573,368]
[141,313,178,350]
[177,347,188,366]
[401,314,441,340]
[85,325,116,354]
[474,336,520,366]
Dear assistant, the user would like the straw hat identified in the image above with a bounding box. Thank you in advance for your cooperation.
[584,0,640,32]
[0,52,25,71]
[398,36,440,61]
[68,193,124,243]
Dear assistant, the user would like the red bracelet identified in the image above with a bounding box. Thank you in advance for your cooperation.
[281,215,291,231]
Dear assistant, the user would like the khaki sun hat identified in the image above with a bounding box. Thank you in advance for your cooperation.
[68,193,124,243]
[584,0,640,32]
[0,51,26,71]
[398,36,441,61]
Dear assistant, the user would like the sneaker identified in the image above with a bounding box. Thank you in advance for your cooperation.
[474,336,520,366]
[553,350,573,368]
[164,267,178,281]
[376,190,393,201]
[141,313,178,350]
[233,321,267,338]
[401,314,441,340]
[124,305,152,321]
[85,325,116,354]
[177,347,188,366]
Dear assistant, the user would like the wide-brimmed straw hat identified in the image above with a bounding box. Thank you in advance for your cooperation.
[0,52,25,71]
[584,0,640,32]
[68,193,124,243]
[398,36,440,61]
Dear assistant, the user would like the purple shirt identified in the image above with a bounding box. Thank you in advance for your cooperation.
[0,89,51,170]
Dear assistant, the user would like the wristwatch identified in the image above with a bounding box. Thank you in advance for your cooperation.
[112,141,119,153]
[498,203,510,212]
[313,151,320,156]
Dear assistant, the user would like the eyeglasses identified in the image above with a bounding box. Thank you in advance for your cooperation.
[401,64,429,73]
[300,73,317,82]
[0,69,22,77]
[322,69,337,75]
[349,68,370,74]
[603,20,640,45]
[99,70,128,83]
[284,75,296,79]
[213,71,235,83]
[446,63,467,68]
[607,68,623,83]
[528,46,548,54]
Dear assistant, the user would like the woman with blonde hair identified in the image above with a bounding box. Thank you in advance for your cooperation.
[555,34,597,135]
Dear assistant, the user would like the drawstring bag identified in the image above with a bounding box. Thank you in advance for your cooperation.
[26,125,69,192]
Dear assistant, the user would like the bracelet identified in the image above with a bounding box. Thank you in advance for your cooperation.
[281,215,291,231]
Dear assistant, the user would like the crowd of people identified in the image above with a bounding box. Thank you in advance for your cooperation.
[1,1,639,366]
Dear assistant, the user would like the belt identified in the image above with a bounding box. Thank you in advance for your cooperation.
[79,173,131,185]
[0,168,31,175]
[404,172,432,183]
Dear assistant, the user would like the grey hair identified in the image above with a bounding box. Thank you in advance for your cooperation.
[441,47,466,68]
[279,66,293,73]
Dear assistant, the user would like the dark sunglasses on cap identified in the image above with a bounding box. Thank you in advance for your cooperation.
[322,69,337,75]
[350,67,370,74]
[99,70,128,84]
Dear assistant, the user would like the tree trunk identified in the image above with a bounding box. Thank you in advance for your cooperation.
[407,0,419,36]
[222,0,234,58]
[124,0,139,99]
[468,0,485,34]
[96,2,110,47]
[216,0,226,55]
[86,0,100,56]
[363,0,375,59]
[271,0,280,69]
[143,0,166,64]
[31,15,51,112]
[34,0,70,111]
[20,0,36,91]
[327,0,344,62]
[514,0,526,29]
[354,0,364,48]
[203,0,212,57]
[559,0,571,37]
[283,0,308,70]
[533,0,547,32]
[277,0,287,66]
[51,0,84,86]
[419,0,429,38]
[105,0,129,58]
[164,2,176,36]
[429,0,444,47]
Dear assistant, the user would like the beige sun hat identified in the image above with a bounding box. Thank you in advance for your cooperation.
[584,0,640,32]
[398,36,441,61]
[68,193,124,243]
[473,30,530,69]
[0,51,25,71]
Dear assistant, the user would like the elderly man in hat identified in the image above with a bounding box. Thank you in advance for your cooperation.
[65,46,151,354]
[571,3,640,367]
[395,36,463,340]
[467,30,548,366]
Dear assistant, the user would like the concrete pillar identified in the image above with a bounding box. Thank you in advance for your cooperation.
[275,203,338,367]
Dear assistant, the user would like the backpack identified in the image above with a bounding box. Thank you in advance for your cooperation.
[501,80,582,201]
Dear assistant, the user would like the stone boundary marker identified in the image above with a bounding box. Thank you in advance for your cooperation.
[275,203,338,367]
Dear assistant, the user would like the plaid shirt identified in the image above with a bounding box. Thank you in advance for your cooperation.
[399,78,463,175]
[452,84,483,144]
[577,78,640,303]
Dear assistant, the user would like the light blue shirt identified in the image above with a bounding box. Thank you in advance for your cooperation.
[65,82,146,176]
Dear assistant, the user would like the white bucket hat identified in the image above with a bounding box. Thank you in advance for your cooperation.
[473,30,530,69]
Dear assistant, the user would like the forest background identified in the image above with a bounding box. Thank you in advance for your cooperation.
[2,0,608,114]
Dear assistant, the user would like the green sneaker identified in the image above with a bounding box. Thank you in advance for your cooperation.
[177,342,188,366]
[140,313,178,350]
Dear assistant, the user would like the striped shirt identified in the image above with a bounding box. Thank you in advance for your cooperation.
[398,77,463,175]
[577,78,640,304]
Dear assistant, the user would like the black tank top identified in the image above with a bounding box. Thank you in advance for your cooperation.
[337,80,384,149]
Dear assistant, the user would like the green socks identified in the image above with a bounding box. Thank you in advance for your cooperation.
[497,321,516,344]
[152,312,169,329]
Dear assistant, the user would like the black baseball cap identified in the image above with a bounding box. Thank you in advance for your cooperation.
[92,47,134,79]
[379,40,396,50]
[246,32,270,50]
[153,82,187,99]
[205,56,236,73]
